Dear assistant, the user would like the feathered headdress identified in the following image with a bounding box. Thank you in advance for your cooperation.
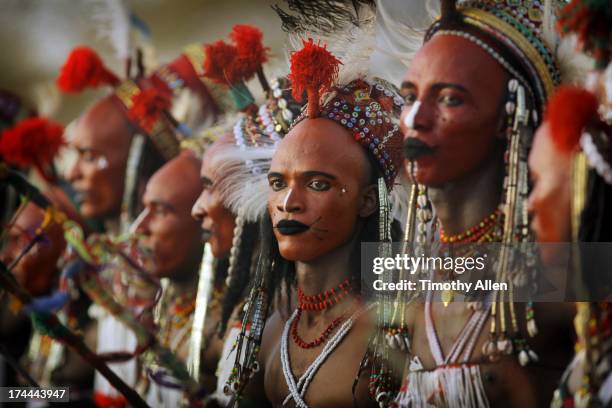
[203,24,270,112]
[0,117,64,182]
[288,38,341,118]
[545,86,599,153]
[56,47,120,93]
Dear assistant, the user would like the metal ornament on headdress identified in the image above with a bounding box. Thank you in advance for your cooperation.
[186,243,214,381]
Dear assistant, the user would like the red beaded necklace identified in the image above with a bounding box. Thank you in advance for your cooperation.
[297,278,352,311]
[291,279,352,349]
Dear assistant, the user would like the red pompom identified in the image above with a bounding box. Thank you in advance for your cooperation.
[0,117,64,172]
[288,39,342,117]
[203,40,243,85]
[57,47,120,93]
[127,88,172,133]
[545,86,599,153]
[230,24,269,75]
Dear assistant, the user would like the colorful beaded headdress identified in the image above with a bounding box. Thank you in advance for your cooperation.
[209,76,305,223]
[288,39,404,189]
[426,0,568,115]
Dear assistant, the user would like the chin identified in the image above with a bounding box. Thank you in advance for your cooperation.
[81,201,116,220]
[277,241,322,263]
[209,238,231,259]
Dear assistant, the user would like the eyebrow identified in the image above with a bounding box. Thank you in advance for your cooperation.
[400,81,469,94]
[267,171,337,180]
[149,199,176,212]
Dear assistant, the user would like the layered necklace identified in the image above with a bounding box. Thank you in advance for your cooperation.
[291,279,352,349]
[160,288,197,356]
[281,278,369,408]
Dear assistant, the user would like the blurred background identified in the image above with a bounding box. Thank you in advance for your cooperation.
[0,0,288,124]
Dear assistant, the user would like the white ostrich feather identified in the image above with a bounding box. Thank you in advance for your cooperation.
[88,0,131,62]
[287,4,378,85]
[210,142,278,223]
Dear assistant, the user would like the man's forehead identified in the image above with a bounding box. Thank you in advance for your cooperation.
[72,98,130,148]
[148,155,201,204]
[407,35,504,89]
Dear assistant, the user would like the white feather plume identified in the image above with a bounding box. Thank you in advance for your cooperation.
[287,4,378,84]
[88,0,131,62]
[210,141,278,223]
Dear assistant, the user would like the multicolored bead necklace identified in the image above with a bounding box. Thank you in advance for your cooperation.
[439,208,504,244]
[291,279,353,349]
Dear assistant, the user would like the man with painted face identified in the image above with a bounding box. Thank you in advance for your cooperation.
[527,10,612,397]
[67,96,164,229]
[390,0,584,406]
[0,198,97,406]
[223,39,404,407]
[190,73,306,406]
[57,42,227,406]
[130,151,205,406]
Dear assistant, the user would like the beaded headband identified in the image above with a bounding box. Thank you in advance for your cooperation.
[234,77,302,151]
[428,0,562,114]
[318,78,404,188]
[288,39,403,188]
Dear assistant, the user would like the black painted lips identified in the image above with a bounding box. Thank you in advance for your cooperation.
[403,138,434,161]
[276,219,309,235]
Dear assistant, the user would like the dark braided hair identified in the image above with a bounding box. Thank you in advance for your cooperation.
[218,220,260,335]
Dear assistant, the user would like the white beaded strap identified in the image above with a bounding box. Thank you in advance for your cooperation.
[281,304,375,407]
[581,130,612,185]
[434,30,532,103]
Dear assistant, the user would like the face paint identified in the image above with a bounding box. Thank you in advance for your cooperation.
[268,118,370,262]
[282,188,293,212]
[96,156,109,169]
[67,97,132,220]
[129,207,150,235]
[192,138,237,258]
[398,35,508,186]
[134,154,203,280]
[402,100,421,130]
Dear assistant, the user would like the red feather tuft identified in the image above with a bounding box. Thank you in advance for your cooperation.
[203,40,244,85]
[546,86,599,153]
[0,117,64,173]
[230,24,269,76]
[288,38,342,118]
[127,88,172,133]
[56,47,120,93]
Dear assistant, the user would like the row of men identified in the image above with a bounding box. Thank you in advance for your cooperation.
[0,0,610,407]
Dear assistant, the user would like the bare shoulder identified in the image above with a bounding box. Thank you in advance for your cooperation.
[260,309,286,359]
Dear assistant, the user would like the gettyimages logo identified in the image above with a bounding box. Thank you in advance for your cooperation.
[360,242,612,302]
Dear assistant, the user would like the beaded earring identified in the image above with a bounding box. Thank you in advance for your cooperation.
[482,79,540,366]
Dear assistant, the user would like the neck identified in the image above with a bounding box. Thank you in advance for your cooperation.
[429,148,504,236]
[295,235,357,300]
[168,267,199,295]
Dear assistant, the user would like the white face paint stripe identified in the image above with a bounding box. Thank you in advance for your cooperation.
[282,188,293,212]
[403,100,422,130]
[129,207,150,234]
[96,156,109,169]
